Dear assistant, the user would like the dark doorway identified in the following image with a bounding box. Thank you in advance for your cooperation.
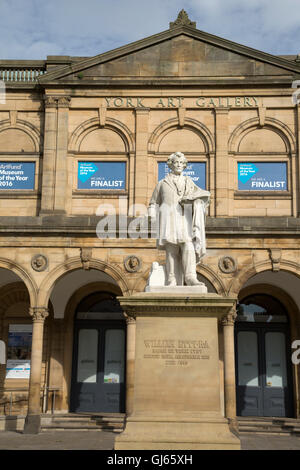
[70,293,126,413]
[235,294,293,417]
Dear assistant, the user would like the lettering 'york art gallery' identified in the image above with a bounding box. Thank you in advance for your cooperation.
[0,10,300,439]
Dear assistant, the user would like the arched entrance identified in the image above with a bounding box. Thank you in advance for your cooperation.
[235,293,294,417]
[70,292,126,413]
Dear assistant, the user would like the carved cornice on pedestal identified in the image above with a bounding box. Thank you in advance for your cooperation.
[29,307,49,322]
[118,293,237,322]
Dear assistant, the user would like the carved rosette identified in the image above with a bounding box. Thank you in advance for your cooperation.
[31,254,48,272]
[44,95,71,109]
[29,307,49,322]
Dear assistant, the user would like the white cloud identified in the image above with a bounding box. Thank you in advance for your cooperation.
[0,0,299,60]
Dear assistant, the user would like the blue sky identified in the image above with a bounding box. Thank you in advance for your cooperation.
[0,0,300,60]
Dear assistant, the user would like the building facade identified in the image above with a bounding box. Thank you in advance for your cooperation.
[0,11,300,432]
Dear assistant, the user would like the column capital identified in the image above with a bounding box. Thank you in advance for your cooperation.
[29,307,49,322]
[44,95,71,108]
[135,107,150,114]
[124,313,136,324]
[222,306,237,327]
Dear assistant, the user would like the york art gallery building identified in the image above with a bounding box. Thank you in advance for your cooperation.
[0,11,300,433]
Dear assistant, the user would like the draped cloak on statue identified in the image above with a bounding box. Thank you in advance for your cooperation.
[149,173,210,263]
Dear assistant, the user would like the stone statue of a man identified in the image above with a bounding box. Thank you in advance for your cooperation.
[149,152,210,286]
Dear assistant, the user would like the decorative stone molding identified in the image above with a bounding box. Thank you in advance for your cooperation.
[124,255,141,273]
[31,254,48,272]
[44,95,71,108]
[269,248,282,272]
[169,9,196,29]
[29,307,49,322]
[218,256,237,274]
[80,248,92,270]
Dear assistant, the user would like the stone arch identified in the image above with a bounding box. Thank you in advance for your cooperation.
[68,117,134,153]
[0,119,41,152]
[0,259,37,307]
[228,261,300,296]
[37,257,131,309]
[148,118,215,154]
[0,282,30,317]
[228,117,296,154]
[196,264,226,295]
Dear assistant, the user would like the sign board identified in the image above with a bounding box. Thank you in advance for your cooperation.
[6,324,32,379]
[238,162,287,191]
[78,162,126,190]
[0,162,35,190]
[158,162,206,189]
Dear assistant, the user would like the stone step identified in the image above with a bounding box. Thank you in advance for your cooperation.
[42,424,123,433]
[40,413,125,433]
[237,417,300,435]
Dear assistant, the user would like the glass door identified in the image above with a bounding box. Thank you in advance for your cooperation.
[71,323,126,413]
[235,294,293,417]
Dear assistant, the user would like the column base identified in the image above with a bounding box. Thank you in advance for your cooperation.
[115,415,240,450]
[23,414,41,434]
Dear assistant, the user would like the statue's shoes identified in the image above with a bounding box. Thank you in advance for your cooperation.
[185,276,204,286]
[166,277,177,287]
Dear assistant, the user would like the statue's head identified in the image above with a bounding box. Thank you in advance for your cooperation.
[167,152,188,174]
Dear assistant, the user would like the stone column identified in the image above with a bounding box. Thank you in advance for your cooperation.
[24,307,49,434]
[40,95,71,215]
[215,108,230,216]
[222,306,237,427]
[125,315,136,415]
[134,108,149,212]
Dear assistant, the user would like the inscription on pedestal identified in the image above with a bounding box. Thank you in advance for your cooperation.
[143,339,210,366]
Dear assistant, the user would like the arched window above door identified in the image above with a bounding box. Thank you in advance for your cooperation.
[237,294,288,323]
[76,292,124,320]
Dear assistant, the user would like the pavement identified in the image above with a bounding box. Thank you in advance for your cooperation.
[0,430,299,451]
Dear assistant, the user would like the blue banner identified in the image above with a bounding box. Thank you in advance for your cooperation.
[0,162,35,190]
[158,162,206,189]
[238,162,287,191]
[78,162,126,190]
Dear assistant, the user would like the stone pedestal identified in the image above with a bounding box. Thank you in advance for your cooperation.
[115,292,240,450]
